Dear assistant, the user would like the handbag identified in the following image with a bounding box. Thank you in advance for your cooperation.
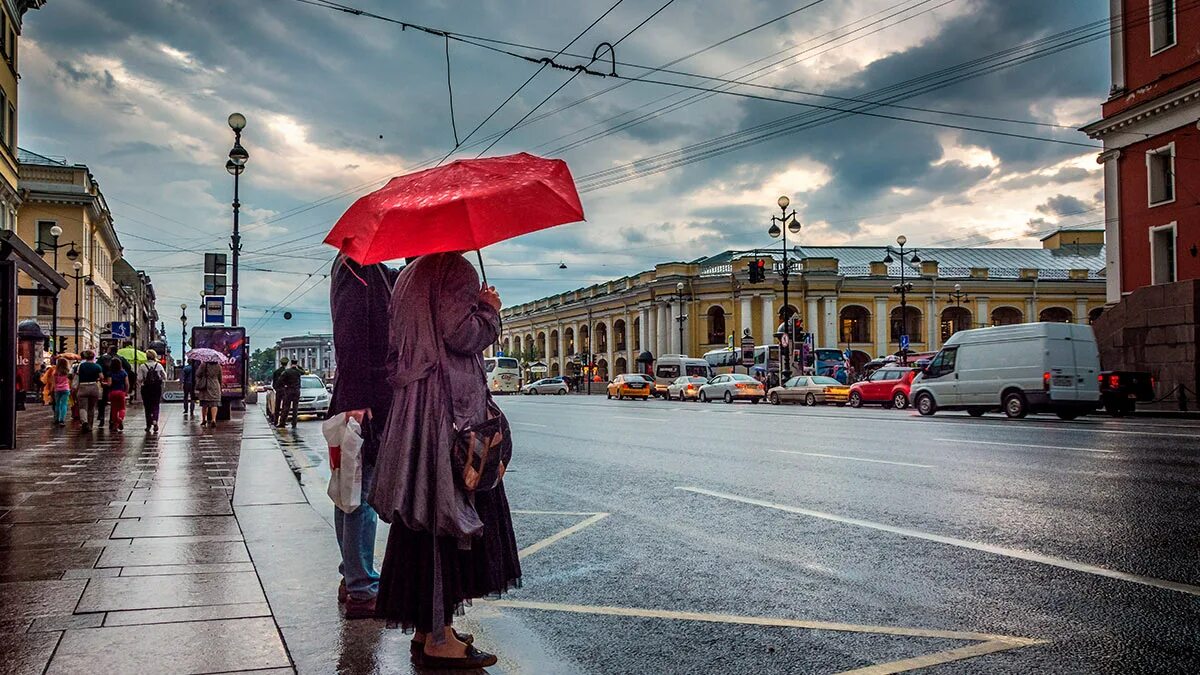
[450,395,511,492]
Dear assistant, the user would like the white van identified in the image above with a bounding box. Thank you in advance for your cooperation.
[652,354,713,397]
[910,322,1101,419]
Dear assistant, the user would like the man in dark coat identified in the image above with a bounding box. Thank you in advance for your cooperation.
[276,360,302,428]
[269,357,289,426]
[328,254,399,618]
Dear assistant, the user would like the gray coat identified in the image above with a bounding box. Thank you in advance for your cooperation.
[195,362,223,402]
[370,253,499,538]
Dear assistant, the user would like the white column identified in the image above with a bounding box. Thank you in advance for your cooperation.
[1108,0,1124,92]
[926,297,937,348]
[1075,298,1089,324]
[1102,151,1122,303]
[760,295,775,343]
[606,317,615,372]
[975,296,989,329]
[655,304,667,356]
[638,308,649,352]
[874,296,888,357]
[806,297,819,341]
[667,304,678,354]
[739,295,753,338]
[557,325,565,364]
[1026,298,1037,324]
[625,313,634,355]
[822,297,837,348]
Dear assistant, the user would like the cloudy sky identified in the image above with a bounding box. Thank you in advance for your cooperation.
[19,0,1110,356]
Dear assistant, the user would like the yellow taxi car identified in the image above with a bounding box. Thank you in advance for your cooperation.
[607,373,653,400]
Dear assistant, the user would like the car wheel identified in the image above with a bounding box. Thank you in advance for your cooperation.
[967,408,986,417]
[724,391,734,404]
[805,392,816,406]
[699,391,708,403]
[1055,409,1081,421]
[557,388,566,395]
[916,392,937,416]
[849,392,862,408]
[750,398,760,404]
[768,392,780,405]
[892,392,908,409]
[1003,392,1028,419]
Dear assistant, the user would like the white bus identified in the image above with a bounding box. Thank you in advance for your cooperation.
[703,345,780,376]
[484,357,521,394]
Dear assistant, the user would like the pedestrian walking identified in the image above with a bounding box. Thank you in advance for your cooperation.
[96,346,131,425]
[328,254,399,619]
[105,358,129,432]
[73,350,103,432]
[372,253,520,669]
[196,360,224,428]
[269,357,289,425]
[50,358,71,426]
[138,350,166,434]
[275,360,302,429]
[181,360,196,419]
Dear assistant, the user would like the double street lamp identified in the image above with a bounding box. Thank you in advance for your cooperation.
[180,303,188,362]
[769,195,801,381]
[36,224,78,353]
[226,112,249,326]
[671,281,688,355]
[883,235,921,364]
[65,261,93,352]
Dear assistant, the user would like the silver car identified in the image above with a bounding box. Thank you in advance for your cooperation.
[666,375,709,401]
[522,377,568,395]
[697,373,766,404]
[297,375,331,418]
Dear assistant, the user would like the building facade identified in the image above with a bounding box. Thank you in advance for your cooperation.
[113,259,161,353]
[497,234,1108,380]
[15,149,123,353]
[0,1,44,237]
[1082,0,1200,404]
[275,333,335,381]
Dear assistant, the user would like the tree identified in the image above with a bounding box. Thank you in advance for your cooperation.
[249,347,277,382]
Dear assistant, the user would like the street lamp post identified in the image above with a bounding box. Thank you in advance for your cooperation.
[947,283,970,334]
[36,225,79,353]
[768,196,802,381]
[180,304,188,362]
[66,261,93,351]
[226,112,249,326]
[673,281,688,356]
[883,235,921,364]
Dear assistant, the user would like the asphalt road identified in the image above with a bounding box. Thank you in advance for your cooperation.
[289,397,1200,673]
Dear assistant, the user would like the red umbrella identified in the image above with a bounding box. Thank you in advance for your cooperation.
[324,153,585,278]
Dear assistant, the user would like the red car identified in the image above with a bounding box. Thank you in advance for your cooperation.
[848,367,920,409]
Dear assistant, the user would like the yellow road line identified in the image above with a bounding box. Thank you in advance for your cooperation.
[518,512,610,560]
[840,639,1041,675]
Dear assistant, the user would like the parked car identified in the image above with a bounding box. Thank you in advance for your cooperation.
[652,354,713,398]
[698,373,765,404]
[522,377,568,395]
[607,373,653,400]
[1098,371,1154,416]
[848,367,919,409]
[297,375,331,419]
[910,322,1101,419]
[767,375,849,406]
[666,375,710,401]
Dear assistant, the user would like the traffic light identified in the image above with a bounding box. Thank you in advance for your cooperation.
[748,258,767,283]
[58,336,67,353]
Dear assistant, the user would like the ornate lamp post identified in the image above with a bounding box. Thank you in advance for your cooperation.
[36,224,78,353]
[673,281,688,355]
[180,303,188,361]
[65,261,93,351]
[769,195,801,380]
[226,112,249,326]
[882,235,921,364]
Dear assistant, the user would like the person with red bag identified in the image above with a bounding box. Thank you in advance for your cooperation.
[104,358,129,432]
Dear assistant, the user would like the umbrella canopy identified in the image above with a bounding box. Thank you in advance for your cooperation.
[51,352,81,361]
[118,347,149,365]
[324,152,584,265]
[186,348,229,364]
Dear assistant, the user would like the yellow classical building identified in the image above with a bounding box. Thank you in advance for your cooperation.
[497,230,1108,379]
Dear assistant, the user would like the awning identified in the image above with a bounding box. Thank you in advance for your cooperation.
[0,230,67,293]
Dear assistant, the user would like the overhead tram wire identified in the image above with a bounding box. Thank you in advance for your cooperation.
[473,0,680,158]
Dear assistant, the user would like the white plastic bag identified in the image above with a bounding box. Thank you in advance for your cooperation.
[322,413,363,514]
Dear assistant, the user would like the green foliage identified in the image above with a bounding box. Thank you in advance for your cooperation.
[249,347,277,382]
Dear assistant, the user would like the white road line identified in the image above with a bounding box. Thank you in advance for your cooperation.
[513,421,548,428]
[677,486,1200,597]
[613,416,668,422]
[933,438,1116,454]
[765,449,933,468]
[519,513,610,559]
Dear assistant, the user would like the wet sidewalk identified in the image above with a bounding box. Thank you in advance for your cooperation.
[1,403,291,674]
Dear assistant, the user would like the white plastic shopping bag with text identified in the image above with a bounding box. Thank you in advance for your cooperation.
[322,413,363,514]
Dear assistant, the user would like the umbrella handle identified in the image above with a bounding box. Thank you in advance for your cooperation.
[476,249,503,347]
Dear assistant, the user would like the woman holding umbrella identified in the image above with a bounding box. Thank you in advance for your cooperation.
[190,349,226,428]
[328,154,584,669]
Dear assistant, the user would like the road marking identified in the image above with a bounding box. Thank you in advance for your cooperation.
[485,599,1043,673]
[765,449,934,468]
[933,438,1116,454]
[518,512,609,560]
[613,416,668,422]
[678,486,1200,597]
[513,421,548,428]
[512,510,603,516]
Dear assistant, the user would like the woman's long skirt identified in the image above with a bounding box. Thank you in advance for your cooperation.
[377,483,521,633]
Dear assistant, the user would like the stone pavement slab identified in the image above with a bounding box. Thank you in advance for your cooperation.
[111,515,240,538]
[95,539,249,567]
[0,522,116,548]
[0,632,61,675]
[76,570,265,612]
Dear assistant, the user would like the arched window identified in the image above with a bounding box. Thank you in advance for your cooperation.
[536,332,547,359]
[839,305,871,343]
[632,317,641,351]
[890,306,922,342]
[940,307,972,341]
[1088,307,1104,324]
[706,306,727,344]
[614,320,627,351]
[1038,307,1073,323]
[595,323,608,352]
[549,330,560,357]
[564,328,575,355]
[550,362,560,377]
[615,357,628,375]
[991,306,1023,326]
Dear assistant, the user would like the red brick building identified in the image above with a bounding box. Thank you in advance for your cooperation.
[1082,0,1200,404]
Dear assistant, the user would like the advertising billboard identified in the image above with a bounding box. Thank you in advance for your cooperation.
[190,326,247,399]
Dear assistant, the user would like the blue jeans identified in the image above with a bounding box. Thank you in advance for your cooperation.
[335,460,379,601]
[53,390,70,422]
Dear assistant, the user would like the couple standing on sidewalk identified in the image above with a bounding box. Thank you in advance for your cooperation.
[329,252,519,670]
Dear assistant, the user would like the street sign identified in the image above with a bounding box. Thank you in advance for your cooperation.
[740,330,755,368]
[779,332,790,349]
[900,334,910,350]
[204,253,228,275]
[204,296,225,324]
[203,275,227,295]
[110,321,131,340]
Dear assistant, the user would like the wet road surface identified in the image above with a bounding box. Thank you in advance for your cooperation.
[281,395,1200,673]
